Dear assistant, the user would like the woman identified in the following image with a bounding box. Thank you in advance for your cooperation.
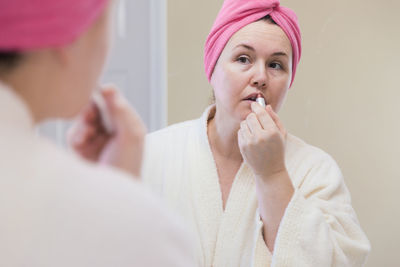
[0,0,194,266]
[142,0,370,266]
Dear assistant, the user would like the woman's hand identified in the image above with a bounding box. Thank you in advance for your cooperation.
[238,102,287,179]
[239,102,294,251]
[67,85,146,178]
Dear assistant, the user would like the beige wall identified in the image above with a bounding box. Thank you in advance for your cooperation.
[168,0,400,266]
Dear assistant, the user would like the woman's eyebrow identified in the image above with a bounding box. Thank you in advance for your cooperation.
[272,52,288,58]
[234,44,289,58]
[234,44,255,51]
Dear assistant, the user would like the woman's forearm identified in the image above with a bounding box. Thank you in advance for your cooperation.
[255,169,294,252]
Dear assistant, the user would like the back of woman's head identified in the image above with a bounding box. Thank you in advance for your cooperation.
[0,0,109,74]
[0,0,112,120]
[0,0,109,51]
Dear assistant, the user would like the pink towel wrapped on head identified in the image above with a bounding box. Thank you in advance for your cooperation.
[0,0,109,51]
[204,0,302,87]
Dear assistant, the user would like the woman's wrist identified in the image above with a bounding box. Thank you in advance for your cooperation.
[254,168,294,201]
[254,166,289,184]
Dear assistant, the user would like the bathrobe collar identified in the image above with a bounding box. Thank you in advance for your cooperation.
[0,81,34,132]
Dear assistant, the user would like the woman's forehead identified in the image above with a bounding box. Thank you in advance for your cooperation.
[227,20,292,55]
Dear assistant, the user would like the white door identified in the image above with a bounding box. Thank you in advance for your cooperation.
[38,0,167,145]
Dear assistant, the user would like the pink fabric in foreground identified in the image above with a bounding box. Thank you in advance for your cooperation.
[204,0,302,87]
[0,0,108,51]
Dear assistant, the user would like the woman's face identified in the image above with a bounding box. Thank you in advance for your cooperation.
[210,19,293,123]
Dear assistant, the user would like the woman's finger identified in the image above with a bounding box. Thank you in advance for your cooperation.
[101,86,147,139]
[246,112,263,134]
[266,105,287,137]
[82,124,98,142]
[240,120,252,138]
[238,125,250,151]
[67,106,106,150]
[250,102,275,130]
[81,102,98,124]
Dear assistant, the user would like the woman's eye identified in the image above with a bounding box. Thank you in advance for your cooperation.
[270,62,282,69]
[237,56,250,64]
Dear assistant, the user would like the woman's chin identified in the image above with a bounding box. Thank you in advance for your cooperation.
[238,101,253,119]
[236,111,251,122]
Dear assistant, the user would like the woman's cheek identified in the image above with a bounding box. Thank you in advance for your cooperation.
[273,90,288,112]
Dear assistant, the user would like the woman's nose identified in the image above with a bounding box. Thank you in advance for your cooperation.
[251,64,268,89]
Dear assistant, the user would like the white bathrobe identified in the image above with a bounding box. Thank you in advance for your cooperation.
[0,83,195,267]
[143,105,371,267]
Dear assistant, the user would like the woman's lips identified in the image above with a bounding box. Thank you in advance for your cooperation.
[244,93,259,101]
[243,93,267,105]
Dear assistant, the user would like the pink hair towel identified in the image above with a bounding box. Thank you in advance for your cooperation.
[0,0,109,51]
[204,0,301,87]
